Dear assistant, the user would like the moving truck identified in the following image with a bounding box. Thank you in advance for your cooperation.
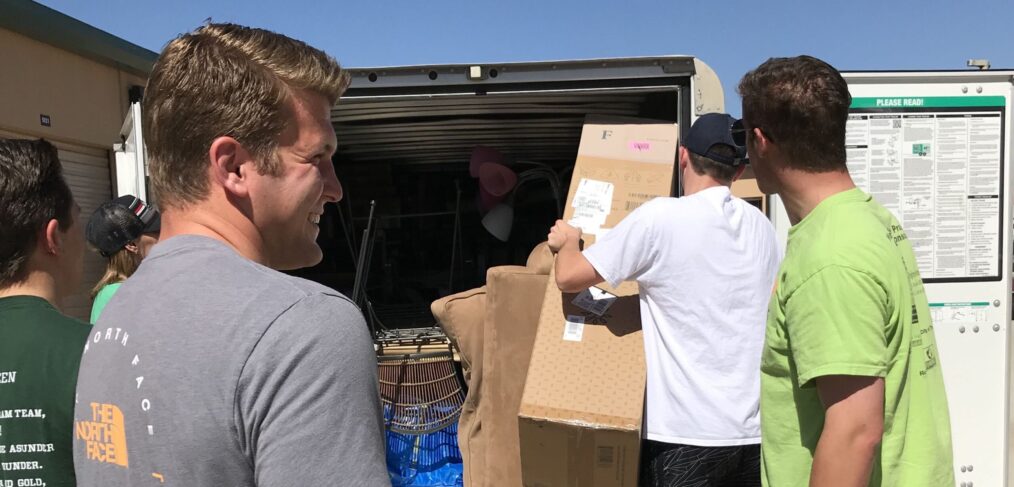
[114,57,734,486]
[122,59,1014,486]
[116,56,738,328]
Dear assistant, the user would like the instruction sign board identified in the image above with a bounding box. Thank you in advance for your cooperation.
[842,79,1013,487]
[845,96,1006,282]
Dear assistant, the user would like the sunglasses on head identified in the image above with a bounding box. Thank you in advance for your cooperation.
[731,119,748,146]
[731,119,773,146]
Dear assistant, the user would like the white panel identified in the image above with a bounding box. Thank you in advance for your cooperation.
[768,194,790,253]
[844,76,1013,487]
[114,102,148,202]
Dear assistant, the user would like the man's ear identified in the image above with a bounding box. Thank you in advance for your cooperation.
[751,127,771,157]
[41,219,62,256]
[124,241,139,254]
[209,136,254,198]
[678,146,689,171]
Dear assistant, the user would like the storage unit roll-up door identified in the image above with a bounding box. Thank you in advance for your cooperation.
[60,147,113,321]
[0,128,112,322]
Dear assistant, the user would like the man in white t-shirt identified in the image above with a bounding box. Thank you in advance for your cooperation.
[547,113,781,487]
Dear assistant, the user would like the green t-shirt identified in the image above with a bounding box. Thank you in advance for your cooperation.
[90,282,122,323]
[0,295,91,487]
[760,188,954,486]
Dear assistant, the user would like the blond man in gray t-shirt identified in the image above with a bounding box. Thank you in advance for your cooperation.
[73,23,389,487]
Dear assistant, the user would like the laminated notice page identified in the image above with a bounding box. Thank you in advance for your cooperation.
[562,315,585,342]
[572,287,618,316]
[568,178,614,234]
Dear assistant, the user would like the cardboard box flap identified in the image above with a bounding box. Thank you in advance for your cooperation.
[578,115,677,165]
[518,404,641,433]
[518,419,639,487]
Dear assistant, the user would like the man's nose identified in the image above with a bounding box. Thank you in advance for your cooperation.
[322,161,342,203]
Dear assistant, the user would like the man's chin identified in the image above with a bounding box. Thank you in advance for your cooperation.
[273,245,323,271]
[755,178,776,196]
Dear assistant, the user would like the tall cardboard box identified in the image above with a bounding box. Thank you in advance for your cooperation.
[518,116,678,487]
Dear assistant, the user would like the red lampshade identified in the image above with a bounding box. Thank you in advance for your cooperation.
[477,162,517,211]
[469,145,504,178]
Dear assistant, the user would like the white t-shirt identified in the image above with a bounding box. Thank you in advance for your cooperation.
[583,186,780,446]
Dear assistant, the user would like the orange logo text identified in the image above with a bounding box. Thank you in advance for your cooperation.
[75,402,129,468]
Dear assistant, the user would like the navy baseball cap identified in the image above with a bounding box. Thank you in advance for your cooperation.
[683,113,749,166]
[85,195,161,257]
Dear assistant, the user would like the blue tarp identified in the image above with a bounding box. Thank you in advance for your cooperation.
[385,406,464,487]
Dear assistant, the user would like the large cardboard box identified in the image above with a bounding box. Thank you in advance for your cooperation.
[518,116,678,487]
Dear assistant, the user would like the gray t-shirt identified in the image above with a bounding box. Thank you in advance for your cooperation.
[72,235,390,486]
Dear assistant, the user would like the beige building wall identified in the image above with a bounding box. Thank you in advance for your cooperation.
[1,27,149,322]
[0,27,147,148]
[732,169,767,215]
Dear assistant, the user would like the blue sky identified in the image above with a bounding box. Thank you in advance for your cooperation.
[38,0,1014,117]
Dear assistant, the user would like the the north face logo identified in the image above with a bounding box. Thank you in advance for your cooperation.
[75,402,129,468]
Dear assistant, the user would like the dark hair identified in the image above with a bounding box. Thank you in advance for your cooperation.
[688,145,738,184]
[0,139,74,287]
[737,55,851,172]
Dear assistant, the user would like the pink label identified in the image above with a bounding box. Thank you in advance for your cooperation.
[628,141,651,152]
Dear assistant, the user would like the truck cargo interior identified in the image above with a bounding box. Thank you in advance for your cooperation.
[288,58,702,331]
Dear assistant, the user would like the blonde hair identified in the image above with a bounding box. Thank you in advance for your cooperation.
[142,23,350,208]
[91,247,143,298]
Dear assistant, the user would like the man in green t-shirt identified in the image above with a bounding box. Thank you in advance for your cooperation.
[0,138,91,487]
[737,56,954,486]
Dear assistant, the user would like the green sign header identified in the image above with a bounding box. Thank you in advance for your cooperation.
[851,96,1006,109]
[928,302,991,307]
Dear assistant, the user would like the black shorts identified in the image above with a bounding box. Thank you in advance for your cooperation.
[639,440,760,487]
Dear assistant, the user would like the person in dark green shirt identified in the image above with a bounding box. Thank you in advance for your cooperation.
[738,56,954,486]
[85,194,161,323]
[0,138,91,487]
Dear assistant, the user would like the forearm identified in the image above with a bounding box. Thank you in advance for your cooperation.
[548,220,602,292]
[809,414,881,486]
[809,375,885,487]
[556,241,609,293]
[554,241,585,292]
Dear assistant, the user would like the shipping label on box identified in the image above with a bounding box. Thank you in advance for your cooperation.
[519,116,677,487]
[563,117,678,245]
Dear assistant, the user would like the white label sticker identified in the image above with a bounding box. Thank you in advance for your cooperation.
[563,315,586,342]
[569,178,614,233]
[572,287,618,316]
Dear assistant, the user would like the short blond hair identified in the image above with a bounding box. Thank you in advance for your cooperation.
[142,23,350,208]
